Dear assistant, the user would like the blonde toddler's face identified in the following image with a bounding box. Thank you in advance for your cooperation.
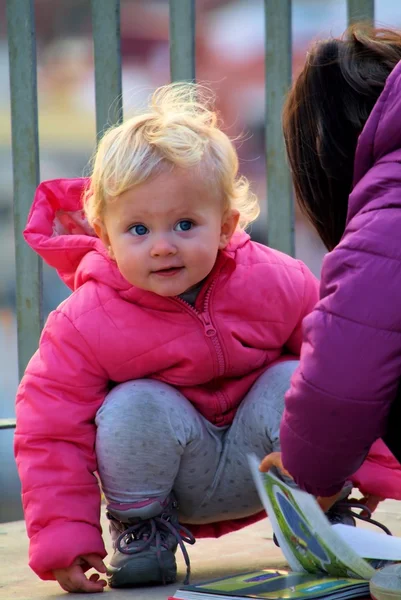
[95,167,239,297]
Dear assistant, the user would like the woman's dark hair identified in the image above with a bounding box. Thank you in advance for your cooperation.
[283,25,401,250]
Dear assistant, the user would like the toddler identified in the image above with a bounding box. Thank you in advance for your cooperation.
[15,83,319,593]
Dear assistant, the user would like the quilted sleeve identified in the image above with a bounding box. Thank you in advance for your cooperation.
[15,309,109,580]
[280,210,401,497]
[285,261,320,355]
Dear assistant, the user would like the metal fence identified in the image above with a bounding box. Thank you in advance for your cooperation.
[1,0,374,430]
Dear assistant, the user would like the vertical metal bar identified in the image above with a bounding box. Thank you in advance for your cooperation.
[347,0,374,24]
[169,0,196,82]
[91,0,123,140]
[264,0,294,255]
[7,0,42,378]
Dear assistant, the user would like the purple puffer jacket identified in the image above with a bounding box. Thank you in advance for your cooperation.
[281,59,401,498]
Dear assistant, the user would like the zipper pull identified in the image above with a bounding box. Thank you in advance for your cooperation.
[200,313,216,337]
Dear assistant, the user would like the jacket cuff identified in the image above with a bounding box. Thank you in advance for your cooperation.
[281,422,346,498]
[29,521,107,580]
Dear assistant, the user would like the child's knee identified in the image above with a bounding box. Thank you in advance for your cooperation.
[238,360,299,448]
[95,379,179,425]
[250,360,298,410]
[261,359,299,391]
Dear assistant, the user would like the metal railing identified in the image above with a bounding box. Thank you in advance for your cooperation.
[1,0,375,430]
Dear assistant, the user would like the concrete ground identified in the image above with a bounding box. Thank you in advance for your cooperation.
[1,499,401,600]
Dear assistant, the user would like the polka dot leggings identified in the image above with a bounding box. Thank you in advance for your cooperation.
[95,360,298,525]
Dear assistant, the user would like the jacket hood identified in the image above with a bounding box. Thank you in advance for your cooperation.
[24,177,249,292]
[349,59,401,221]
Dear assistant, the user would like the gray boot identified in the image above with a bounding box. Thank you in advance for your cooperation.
[106,494,196,588]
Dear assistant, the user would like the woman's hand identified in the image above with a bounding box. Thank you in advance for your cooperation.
[259,451,344,513]
[259,451,292,479]
[53,554,107,593]
[356,493,384,516]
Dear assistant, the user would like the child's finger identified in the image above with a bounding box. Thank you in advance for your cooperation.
[80,553,107,573]
[89,573,108,588]
[69,570,106,593]
[59,565,106,593]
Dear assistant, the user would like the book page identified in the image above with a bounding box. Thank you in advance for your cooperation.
[333,523,401,560]
[248,454,375,581]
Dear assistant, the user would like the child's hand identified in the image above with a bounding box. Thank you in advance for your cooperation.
[53,554,107,593]
[259,451,344,513]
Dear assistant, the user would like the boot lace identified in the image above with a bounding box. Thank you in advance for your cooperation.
[115,514,196,585]
[329,500,392,536]
[273,501,392,549]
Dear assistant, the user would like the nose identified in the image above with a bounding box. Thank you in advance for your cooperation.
[150,234,177,258]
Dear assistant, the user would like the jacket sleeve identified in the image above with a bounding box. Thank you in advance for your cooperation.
[285,261,319,355]
[280,211,401,497]
[15,309,109,580]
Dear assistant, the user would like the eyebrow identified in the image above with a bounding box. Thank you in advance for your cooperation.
[122,206,204,220]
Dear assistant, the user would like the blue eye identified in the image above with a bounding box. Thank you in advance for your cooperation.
[130,224,148,236]
[175,220,193,232]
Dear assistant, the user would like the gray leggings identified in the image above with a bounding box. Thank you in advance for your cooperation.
[95,360,298,525]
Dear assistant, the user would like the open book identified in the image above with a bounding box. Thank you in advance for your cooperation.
[247,454,401,576]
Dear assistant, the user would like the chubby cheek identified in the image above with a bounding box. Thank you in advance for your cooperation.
[197,235,220,259]
[191,246,219,276]
[115,252,146,285]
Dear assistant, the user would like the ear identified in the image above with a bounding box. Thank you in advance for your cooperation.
[219,209,240,249]
[93,219,114,259]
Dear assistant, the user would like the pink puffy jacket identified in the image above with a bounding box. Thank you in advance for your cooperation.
[15,178,319,579]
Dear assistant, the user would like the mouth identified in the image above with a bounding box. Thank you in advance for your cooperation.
[152,266,184,277]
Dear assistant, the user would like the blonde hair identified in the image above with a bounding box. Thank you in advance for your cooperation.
[83,82,259,230]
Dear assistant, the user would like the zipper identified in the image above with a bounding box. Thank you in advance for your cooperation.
[172,278,226,377]
[170,276,229,422]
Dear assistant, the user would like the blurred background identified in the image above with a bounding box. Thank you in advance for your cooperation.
[1,0,401,523]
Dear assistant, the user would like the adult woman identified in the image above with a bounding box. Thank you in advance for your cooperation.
[261,25,401,505]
